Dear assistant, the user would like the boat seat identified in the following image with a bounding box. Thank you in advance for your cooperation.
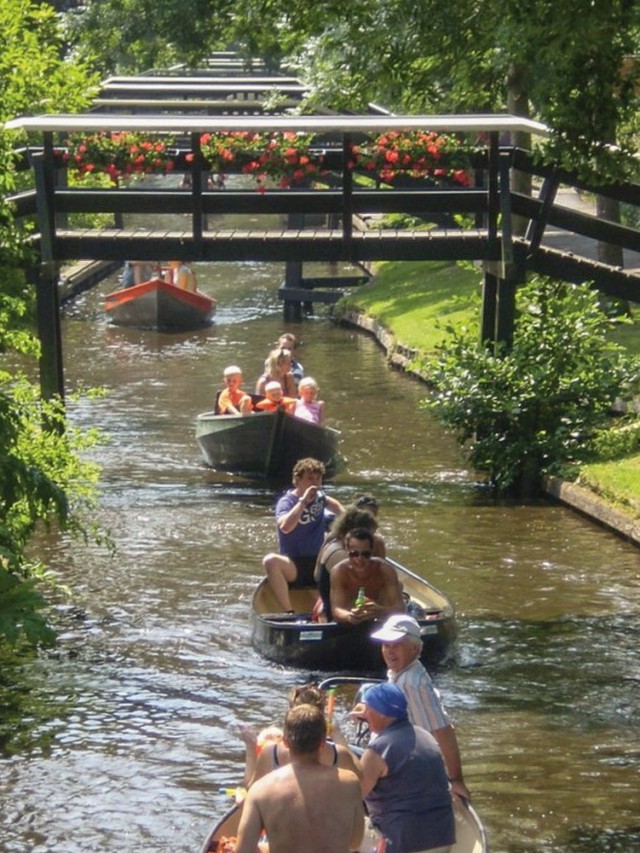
[261,612,313,623]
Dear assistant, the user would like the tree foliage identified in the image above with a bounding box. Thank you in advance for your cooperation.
[1,0,104,649]
[426,277,638,495]
[66,0,640,180]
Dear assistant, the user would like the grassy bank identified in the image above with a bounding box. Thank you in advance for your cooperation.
[337,260,640,518]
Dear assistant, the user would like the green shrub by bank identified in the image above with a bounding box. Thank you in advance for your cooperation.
[425,277,638,495]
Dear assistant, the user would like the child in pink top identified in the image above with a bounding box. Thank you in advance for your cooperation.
[294,377,324,425]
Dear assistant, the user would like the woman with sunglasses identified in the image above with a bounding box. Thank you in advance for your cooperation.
[330,528,404,625]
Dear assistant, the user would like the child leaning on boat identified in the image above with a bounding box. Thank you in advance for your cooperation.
[216,366,253,415]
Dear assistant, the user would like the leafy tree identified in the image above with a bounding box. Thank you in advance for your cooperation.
[425,277,638,496]
[67,0,640,181]
[65,0,235,75]
[1,0,104,649]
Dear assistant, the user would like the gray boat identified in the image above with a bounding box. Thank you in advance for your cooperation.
[195,407,341,480]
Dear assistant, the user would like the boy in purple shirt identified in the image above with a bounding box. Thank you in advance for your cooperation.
[262,457,343,612]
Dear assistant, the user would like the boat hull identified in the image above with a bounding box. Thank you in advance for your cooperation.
[200,795,487,853]
[251,559,456,674]
[195,408,340,480]
[105,277,216,330]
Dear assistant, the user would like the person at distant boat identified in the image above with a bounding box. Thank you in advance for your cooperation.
[275,332,304,384]
[241,683,362,788]
[216,365,253,416]
[235,704,364,853]
[363,614,471,802]
[130,260,155,285]
[167,260,198,292]
[179,172,225,190]
[314,504,386,622]
[209,172,226,190]
[256,347,297,398]
[358,682,455,853]
[330,528,404,625]
[254,381,296,414]
[120,261,135,288]
[262,457,344,613]
[293,376,324,425]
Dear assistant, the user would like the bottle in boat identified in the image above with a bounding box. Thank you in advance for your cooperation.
[355,586,367,608]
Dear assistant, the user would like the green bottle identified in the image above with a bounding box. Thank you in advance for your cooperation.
[355,586,366,608]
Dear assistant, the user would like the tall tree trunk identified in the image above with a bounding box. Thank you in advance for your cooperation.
[505,62,531,236]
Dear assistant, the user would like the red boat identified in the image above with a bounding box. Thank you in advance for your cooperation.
[105,277,216,331]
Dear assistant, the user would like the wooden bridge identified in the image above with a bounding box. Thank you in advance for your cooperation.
[5,55,640,399]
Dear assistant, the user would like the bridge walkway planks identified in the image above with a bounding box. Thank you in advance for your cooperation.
[53,226,492,264]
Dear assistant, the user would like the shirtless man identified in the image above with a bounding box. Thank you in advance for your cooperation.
[330,528,404,625]
[235,704,364,853]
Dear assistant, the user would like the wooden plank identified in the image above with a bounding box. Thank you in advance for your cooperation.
[93,99,303,111]
[278,288,343,303]
[6,114,550,137]
[104,76,303,86]
[99,83,308,95]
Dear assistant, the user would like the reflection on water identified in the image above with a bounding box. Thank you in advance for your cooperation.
[1,255,639,853]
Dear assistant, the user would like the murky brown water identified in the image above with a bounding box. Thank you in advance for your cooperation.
[1,205,639,852]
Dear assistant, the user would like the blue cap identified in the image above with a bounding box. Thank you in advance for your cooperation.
[363,683,408,719]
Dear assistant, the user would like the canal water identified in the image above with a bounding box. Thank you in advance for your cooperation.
[1,228,639,851]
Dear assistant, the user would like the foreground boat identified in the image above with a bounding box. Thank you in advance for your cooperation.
[251,558,456,673]
[200,794,487,853]
[105,277,216,330]
[195,407,341,480]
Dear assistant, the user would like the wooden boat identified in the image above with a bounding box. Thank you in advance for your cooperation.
[199,793,487,852]
[104,277,216,330]
[251,558,456,673]
[195,407,341,480]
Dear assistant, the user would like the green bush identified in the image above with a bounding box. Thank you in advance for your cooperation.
[424,276,639,495]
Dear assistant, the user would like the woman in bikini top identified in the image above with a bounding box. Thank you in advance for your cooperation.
[245,684,362,786]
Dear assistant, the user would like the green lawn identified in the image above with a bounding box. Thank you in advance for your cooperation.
[338,260,481,353]
[338,260,640,517]
[579,454,640,514]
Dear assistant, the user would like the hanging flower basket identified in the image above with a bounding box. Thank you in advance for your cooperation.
[195,131,326,192]
[60,132,175,184]
[352,131,473,186]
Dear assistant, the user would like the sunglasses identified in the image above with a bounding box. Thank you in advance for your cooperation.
[348,549,372,559]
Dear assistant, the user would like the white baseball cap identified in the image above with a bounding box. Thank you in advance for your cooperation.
[370,614,421,643]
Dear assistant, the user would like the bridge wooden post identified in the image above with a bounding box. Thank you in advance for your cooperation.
[342,133,353,242]
[283,212,305,321]
[32,139,65,402]
[481,142,522,353]
[190,132,204,256]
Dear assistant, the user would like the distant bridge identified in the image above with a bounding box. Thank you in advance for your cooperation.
[5,55,640,399]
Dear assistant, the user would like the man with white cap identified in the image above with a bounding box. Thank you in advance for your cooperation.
[370,613,470,801]
[360,682,455,853]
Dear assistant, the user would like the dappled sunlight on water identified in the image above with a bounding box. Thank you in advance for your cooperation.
[1,259,639,852]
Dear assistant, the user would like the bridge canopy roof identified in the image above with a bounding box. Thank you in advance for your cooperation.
[5,113,550,137]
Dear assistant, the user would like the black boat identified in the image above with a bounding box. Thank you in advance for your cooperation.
[195,407,341,480]
[251,558,456,673]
